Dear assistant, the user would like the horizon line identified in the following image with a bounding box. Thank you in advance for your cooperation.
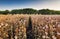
[0,8,60,11]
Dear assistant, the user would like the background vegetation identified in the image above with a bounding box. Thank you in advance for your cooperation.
[0,8,60,14]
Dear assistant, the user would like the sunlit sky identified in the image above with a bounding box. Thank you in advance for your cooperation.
[0,0,60,10]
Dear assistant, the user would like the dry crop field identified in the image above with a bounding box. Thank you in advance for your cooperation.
[31,15,60,39]
[0,14,29,39]
[0,14,60,39]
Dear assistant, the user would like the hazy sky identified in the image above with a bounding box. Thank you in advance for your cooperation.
[0,0,60,10]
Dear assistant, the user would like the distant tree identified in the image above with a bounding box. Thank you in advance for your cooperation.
[10,8,38,14]
[38,9,59,14]
[0,8,60,14]
[10,9,18,14]
[22,8,38,14]
[0,10,9,14]
[4,10,10,14]
[38,9,51,14]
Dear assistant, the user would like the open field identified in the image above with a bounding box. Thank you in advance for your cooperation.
[0,14,60,39]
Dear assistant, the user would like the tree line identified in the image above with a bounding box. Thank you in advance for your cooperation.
[0,8,60,14]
